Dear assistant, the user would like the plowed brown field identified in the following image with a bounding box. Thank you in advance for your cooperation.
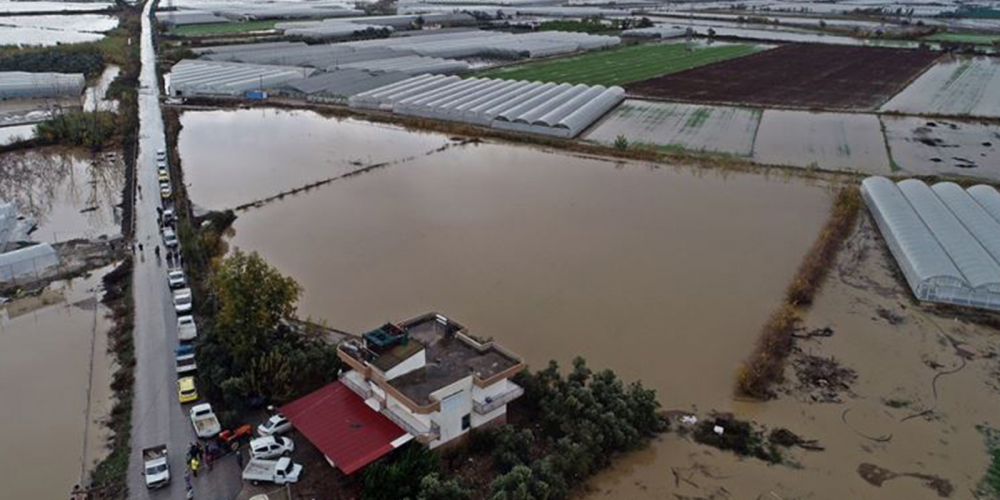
[627,44,940,110]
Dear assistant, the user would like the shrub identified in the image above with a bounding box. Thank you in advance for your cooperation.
[613,134,629,151]
[786,187,862,306]
[362,445,440,500]
[34,111,118,149]
[493,426,535,471]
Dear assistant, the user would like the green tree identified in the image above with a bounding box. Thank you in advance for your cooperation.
[210,249,301,371]
[490,465,552,500]
[417,473,472,500]
[363,445,440,500]
[493,426,535,471]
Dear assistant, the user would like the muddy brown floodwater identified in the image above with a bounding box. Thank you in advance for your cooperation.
[183,111,830,411]
[179,109,452,210]
[0,147,123,242]
[0,266,115,499]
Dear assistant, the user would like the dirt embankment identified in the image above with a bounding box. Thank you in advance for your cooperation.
[736,186,862,399]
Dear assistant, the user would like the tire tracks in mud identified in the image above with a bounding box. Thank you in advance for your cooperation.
[231,139,477,213]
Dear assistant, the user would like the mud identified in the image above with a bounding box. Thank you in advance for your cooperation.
[882,116,1000,180]
[0,266,116,499]
[584,216,1000,499]
[627,44,940,110]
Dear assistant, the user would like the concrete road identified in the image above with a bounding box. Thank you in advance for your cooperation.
[126,1,242,498]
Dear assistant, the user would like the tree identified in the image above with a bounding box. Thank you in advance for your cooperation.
[417,473,472,500]
[490,465,552,500]
[210,249,301,371]
[493,426,535,471]
[363,445,441,500]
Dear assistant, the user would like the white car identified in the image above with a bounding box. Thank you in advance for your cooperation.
[156,148,166,160]
[257,414,292,437]
[163,208,176,224]
[163,227,179,248]
[177,315,197,341]
[249,436,294,460]
[167,269,186,288]
[173,288,193,313]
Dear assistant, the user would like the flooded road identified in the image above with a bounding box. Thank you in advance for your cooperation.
[192,114,835,411]
[179,109,452,210]
[84,64,121,113]
[0,147,123,243]
[0,267,115,499]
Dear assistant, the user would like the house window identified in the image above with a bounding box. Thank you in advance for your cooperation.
[462,414,471,430]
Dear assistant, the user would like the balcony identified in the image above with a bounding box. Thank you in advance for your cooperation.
[473,382,524,415]
[339,370,372,400]
[383,404,440,441]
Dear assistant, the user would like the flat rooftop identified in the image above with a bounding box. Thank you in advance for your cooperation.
[343,313,522,406]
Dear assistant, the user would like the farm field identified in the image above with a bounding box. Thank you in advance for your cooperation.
[584,100,760,156]
[881,56,1000,118]
[172,19,278,36]
[752,110,890,173]
[882,116,1000,180]
[474,41,763,86]
[627,44,940,110]
[923,32,1000,45]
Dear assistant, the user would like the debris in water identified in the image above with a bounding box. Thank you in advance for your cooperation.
[857,463,953,497]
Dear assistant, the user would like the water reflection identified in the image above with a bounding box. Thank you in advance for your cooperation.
[0,147,123,242]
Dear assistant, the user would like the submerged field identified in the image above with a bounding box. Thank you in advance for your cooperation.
[752,110,891,173]
[882,116,1000,179]
[881,56,1000,118]
[628,44,940,110]
[475,41,763,86]
[585,99,761,156]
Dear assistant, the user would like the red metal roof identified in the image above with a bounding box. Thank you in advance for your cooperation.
[279,381,408,474]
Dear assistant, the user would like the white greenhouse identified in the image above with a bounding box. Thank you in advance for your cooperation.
[862,176,1000,311]
[0,71,85,100]
[349,74,624,138]
[0,243,58,283]
[167,60,314,97]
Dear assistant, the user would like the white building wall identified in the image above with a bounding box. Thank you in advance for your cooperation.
[384,349,426,380]
[428,376,473,448]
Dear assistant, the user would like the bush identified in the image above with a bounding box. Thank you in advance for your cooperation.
[362,445,440,500]
[493,426,535,471]
[613,134,629,151]
[34,111,118,149]
[735,304,798,399]
[0,50,104,76]
[417,473,472,500]
[785,187,862,306]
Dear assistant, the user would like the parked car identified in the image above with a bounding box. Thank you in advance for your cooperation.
[177,315,197,341]
[142,445,170,489]
[167,269,186,288]
[156,148,166,160]
[158,170,170,182]
[257,414,292,437]
[249,436,294,460]
[177,376,198,403]
[160,180,172,199]
[163,208,176,224]
[175,347,196,374]
[242,457,302,486]
[162,227,179,248]
[173,288,193,313]
[190,403,221,438]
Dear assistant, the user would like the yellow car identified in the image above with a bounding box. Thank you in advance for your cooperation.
[158,170,170,182]
[177,376,198,403]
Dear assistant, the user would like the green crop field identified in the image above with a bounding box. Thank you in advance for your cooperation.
[924,32,1000,45]
[474,42,764,87]
[172,20,279,37]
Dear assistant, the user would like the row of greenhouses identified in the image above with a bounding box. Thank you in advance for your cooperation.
[863,176,1000,311]
[349,74,624,138]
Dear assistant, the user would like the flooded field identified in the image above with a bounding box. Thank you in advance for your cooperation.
[0,147,123,242]
[882,56,1000,118]
[882,115,1000,179]
[753,110,891,173]
[0,266,115,500]
[585,100,760,156]
[588,218,1000,499]
[0,14,116,46]
[184,113,835,413]
[178,109,452,210]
